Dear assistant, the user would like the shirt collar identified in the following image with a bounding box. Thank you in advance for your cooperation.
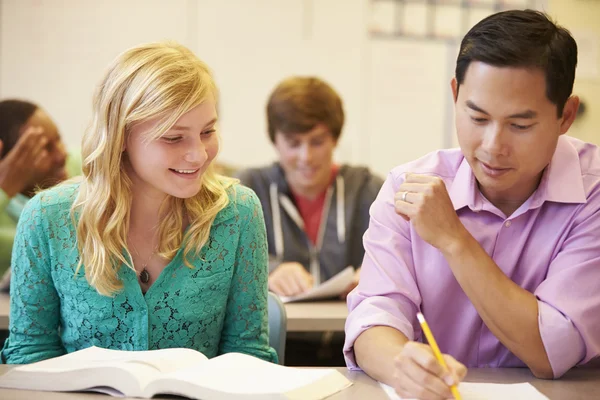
[449,157,478,212]
[448,136,586,213]
[530,135,586,206]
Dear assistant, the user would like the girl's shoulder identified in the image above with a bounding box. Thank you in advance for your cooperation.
[215,182,262,225]
[28,181,80,213]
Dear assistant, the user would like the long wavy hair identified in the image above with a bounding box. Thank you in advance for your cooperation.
[72,41,233,296]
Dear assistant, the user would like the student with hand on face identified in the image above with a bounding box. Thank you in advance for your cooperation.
[237,77,383,300]
[1,41,276,364]
[344,10,600,399]
[0,100,80,280]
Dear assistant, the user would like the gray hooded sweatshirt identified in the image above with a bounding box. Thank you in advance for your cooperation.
[237,163,384,283]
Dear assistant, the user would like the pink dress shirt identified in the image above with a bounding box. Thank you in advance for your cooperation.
[344,135,600,378]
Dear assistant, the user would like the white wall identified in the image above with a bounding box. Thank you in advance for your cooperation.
[549,0,600,145]
[1,0,598,177]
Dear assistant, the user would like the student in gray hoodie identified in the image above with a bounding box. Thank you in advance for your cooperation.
[237,77,383,365]
[238,76,383,299]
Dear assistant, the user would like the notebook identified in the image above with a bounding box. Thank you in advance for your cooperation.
[380,381,549,399]
[0,346,352,399]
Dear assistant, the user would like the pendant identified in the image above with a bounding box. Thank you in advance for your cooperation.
[140,268,150,284]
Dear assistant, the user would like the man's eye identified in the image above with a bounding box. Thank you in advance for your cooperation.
[470,117,487,124]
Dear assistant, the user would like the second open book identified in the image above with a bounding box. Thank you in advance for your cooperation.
[0,346,352,399]
[280,266,355,303]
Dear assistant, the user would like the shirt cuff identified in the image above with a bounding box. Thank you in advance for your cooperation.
[538,300,585,378]
[343,295,416,370]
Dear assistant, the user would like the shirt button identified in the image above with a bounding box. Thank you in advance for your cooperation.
[505,220,512,228]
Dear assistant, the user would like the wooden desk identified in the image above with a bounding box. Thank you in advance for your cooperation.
[284,301,348,332]
[0,293,8,330]
[0,366,598,399]
[0,296,347,333]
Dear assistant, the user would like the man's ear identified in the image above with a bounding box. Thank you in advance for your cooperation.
[559,95,580,135]
[451,78,459,103]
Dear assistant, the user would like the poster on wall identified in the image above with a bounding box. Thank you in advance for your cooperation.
[368,0,547,41]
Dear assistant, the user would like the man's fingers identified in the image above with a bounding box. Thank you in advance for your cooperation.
[444,354,467,381]
[400,357,452,399]
[395,183,430,198]
[404,173,442,184]
[394,199,416,219]
[394,365,447,400]
[405,343,447,379]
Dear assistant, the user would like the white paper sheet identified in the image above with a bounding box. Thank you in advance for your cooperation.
[380,381,549,400]
[279,267,354,303]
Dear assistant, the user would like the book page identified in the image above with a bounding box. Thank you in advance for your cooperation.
[147,352,351,398]
[380,382,549,399]
[280,266,354,303]
[2,347,210,398]
[16,346,207,374]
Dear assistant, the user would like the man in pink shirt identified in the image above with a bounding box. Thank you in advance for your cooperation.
[344,9,600,399]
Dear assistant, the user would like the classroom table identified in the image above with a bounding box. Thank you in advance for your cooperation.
[284,300,348,332]
[0,366,598,399]
[0,294,348,333]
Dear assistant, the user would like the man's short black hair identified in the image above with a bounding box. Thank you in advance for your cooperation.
[456,10,577,117]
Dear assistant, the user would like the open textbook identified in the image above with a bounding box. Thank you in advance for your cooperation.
[0,346,352,399]
[380,381,549,400]
[280,266,354,303]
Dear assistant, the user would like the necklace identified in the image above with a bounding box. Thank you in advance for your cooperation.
[129,241,156,284]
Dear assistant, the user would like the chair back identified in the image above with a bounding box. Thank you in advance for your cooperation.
[267,291,287,365]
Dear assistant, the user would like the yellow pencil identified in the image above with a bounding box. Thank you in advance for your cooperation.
[417,312,462,400]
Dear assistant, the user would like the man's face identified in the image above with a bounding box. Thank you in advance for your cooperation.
[273,124,337,198]
[453,62,578,206]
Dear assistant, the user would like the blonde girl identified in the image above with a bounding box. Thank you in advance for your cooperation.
[1,41,276,364]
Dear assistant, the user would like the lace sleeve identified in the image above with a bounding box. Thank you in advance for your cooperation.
[218,188,277,363]
[1,194,66,364]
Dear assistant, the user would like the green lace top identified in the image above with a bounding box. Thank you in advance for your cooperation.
[1,182,277,364]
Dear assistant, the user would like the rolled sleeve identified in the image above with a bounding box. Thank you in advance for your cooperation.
[537,300,585,378]
[344,295,417,369]
[343,172,421,370]
[534,186,600,377]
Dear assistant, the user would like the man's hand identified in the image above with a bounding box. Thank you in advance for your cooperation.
[268,262,314,297]
[394,173,469,252]
[0,127,50,197]
[392,341,467,400]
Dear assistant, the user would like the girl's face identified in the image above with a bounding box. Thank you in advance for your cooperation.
[124,101,219,202]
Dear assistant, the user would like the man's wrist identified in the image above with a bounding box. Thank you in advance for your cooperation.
[439,226,474,259]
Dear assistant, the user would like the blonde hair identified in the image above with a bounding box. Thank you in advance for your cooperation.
[72,41,233,296]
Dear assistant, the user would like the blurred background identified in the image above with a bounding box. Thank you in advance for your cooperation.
[0,0,598,177]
